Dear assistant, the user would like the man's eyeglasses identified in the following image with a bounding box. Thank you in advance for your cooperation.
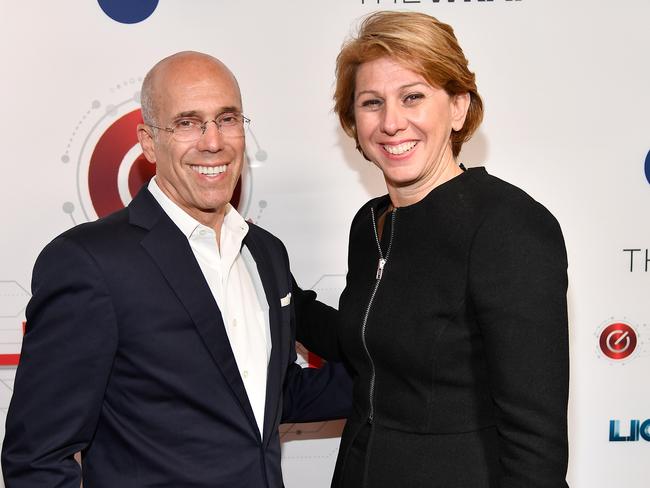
[148,112,250,142]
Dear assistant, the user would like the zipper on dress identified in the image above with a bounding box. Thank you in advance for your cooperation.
[361,206,396,423]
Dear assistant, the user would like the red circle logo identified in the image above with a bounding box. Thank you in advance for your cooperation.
[599,322,638,360]
[88,109,154,217]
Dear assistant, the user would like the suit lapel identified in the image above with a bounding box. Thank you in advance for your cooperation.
[129,189,258,433]
[243,228,285,445]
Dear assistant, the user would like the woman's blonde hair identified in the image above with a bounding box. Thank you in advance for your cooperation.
[334,11,483,158]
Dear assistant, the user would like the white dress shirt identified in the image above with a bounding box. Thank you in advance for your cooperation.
[148,178,271,435]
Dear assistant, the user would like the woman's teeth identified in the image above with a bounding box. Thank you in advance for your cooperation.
[383,141,417,155]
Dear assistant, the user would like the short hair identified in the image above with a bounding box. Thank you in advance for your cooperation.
[140,69,156,126]
[334,11,483,158]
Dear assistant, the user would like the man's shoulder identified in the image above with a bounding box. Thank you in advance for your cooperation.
[57,186,161,245]
[246,222,286,251]
[57,207,132,245]
[31,207,138,280]
[40,207,146,267]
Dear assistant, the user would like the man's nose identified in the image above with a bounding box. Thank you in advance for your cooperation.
[197,120,224,151]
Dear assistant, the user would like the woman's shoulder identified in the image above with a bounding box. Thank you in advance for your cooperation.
[462,167,565,248]
[464,167,534,202]
[463,167,557,221]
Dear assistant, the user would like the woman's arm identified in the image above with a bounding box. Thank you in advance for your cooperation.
[469,199,569,488]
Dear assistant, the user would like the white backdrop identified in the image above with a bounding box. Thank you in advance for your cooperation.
[1,1,649,486]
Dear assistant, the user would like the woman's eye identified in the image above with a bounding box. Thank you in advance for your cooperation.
[360,99,382,109]
[404,93,424,104]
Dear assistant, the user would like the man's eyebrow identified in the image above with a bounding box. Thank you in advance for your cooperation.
[173,107,242,119]
[219,106,241,114]
[173,110,200,119]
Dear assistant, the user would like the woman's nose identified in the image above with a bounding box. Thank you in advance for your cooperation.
[380,102,408,135]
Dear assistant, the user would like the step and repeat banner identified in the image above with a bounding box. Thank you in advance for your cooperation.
[1,1,649,486]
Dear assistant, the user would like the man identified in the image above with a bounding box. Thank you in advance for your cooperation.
[2,51,350,487]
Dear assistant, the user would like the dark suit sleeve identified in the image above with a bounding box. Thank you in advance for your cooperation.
[281,300,352,423]
[281,360,352,424]
[2,236,118,487]
[469,201,569,488]
[292,276,344,361]
[279,263,351,423]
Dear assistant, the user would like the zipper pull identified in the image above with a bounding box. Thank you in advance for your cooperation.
[376,258,386,280]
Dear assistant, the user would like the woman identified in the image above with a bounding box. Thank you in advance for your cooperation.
[295,10,569,488]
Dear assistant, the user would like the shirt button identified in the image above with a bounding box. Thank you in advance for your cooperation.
[232,318,238,327]
[243,370,249,378]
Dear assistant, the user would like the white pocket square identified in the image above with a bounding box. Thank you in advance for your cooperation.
[280,292,291,307]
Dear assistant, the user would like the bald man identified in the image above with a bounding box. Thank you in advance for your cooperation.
[2,52,350,488]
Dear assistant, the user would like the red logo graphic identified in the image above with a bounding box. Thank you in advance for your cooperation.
[599,322,638,360]
[87,109,241,218]
[88,109,154,217]
[0,321,25,366]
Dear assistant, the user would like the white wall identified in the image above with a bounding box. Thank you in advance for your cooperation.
[1,1,649,486]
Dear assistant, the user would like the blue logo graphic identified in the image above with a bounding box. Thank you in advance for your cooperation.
[98,0,159,24]
[609,419,650,442]
[645,149,650,185]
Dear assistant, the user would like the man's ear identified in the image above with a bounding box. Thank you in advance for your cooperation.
[450,93,471,132]
[137,123,157,164]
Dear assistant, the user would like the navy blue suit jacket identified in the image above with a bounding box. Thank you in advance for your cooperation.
[2,188,350,487]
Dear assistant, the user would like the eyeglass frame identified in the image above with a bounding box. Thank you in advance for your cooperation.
[146,112,251,141]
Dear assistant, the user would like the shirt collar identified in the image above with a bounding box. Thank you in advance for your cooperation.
[147,177,249,243]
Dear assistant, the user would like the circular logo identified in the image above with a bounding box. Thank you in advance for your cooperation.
[599,322,638,360]
[645,149,650,185]
[97,0,159,24]
[88,109,154,217]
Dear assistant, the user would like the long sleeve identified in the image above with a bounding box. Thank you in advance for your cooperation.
[275,258,351,423]
[469,200,569,488]
[281,359,352,424]
[2,236,118,487]
[292,276,344,362]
